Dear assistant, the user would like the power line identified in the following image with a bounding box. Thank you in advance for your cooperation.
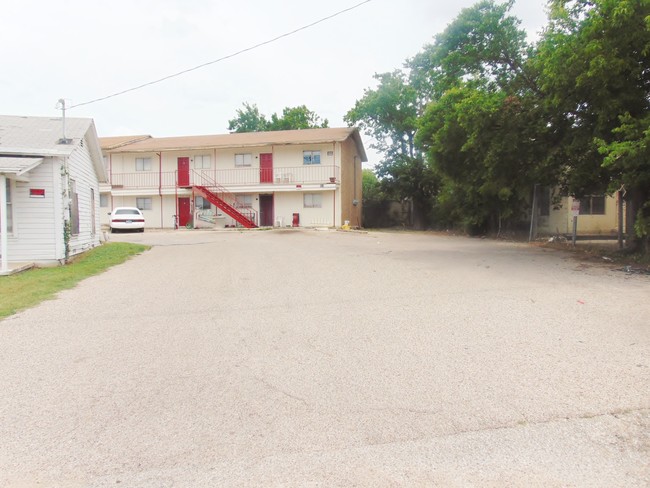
[70,0,373,109]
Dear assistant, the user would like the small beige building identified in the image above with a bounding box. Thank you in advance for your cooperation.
[536,190,620,236]
[99,128,366,230]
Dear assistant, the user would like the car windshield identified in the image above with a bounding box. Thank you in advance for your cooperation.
[115,209,140,215]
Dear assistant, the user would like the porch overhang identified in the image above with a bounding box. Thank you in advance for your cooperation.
[0,156,44,177]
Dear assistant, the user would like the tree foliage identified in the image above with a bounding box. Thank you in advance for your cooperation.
[538,0,650,249]
[345,71,437,227]
[228,103,328,132]
[414,0,541,233]
[348,0,650,247]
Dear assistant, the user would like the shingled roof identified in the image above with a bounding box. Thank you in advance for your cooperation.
[0,115,106,181]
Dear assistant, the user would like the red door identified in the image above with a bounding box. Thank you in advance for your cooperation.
[259,194,274,226]
[260,153,273,183]
[178,157,190,187]
[178,197,191,227]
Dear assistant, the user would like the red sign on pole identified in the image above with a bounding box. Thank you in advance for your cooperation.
[571,199,580,217]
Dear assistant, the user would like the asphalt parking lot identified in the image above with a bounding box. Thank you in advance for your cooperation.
[1,229,648,487]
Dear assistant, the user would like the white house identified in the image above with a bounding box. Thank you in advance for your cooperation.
[0,115,106,273]
[99,128,367,230]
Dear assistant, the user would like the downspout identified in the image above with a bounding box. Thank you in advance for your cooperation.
[1,174,7,273]
[109,153,114,209]
[158,152,163,228]
[333,189,336,228]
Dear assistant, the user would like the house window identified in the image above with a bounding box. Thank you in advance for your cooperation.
[236,195,253,208]
[303,193,322,208]
[91,188,96,235]
[235,153,252,167]
[195,196,211,210]
[136,197,152,211]
[70,179,80,236]
[577,195,606,215]
[303,150,321,165]
[100,194,109,208]
[4,178,13,233]
[194,155,211,169]
[136,157,152,171]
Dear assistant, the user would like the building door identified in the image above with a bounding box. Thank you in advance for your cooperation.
[259,194,274,226]
[260,153,273,183]
[178,197,191,227]
[177,157,190,187]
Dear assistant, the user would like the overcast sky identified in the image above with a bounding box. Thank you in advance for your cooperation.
[1,0,549,166]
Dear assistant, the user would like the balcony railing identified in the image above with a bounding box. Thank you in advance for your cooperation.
[109,165,340,189]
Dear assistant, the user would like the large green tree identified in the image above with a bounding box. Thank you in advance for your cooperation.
[228,103,328,132]
[347,0,650,248]
[414,0,546,233]
[538,0,650,250]
[345,71,438,228]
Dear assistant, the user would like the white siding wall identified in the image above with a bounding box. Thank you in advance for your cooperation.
[274,191,335,228]
[66,138,102,258]
[6,159,59,262]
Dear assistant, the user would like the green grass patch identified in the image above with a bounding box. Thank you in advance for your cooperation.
[0,242,149,320]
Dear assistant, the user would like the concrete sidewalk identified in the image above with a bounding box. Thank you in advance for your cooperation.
[1,229,648,487]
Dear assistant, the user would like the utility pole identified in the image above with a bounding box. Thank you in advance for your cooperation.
[55,99,72,144]
[529,184,539,242]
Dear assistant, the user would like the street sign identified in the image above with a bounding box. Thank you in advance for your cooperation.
[571,199,580,217]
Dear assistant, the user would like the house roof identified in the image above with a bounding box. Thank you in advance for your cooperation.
[100,135,152,151]
[0,157,44,176]
[0,114,107,181]
[100,127,368,162]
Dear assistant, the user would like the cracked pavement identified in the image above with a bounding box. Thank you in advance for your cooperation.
[0,229,648,487]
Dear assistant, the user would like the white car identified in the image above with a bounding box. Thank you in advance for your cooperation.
[109,207,145,233]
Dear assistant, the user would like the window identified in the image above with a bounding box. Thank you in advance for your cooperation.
[136,157,152,171]
[236,195,253,208]
[70,179,80,235]
[303,193,322,208]
[577,195,606,215]
[194,155,211,169]
[303,150,321,165]
[100,194,109,208]
[4,178,13,233]
[91,189,96,235]
[136,197,152,210]
[195,196,212,210]
[235,153,252,167]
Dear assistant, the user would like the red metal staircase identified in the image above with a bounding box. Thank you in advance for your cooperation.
[192,171,258,228]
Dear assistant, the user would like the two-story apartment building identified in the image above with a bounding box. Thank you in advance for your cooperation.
[99,128,366,230]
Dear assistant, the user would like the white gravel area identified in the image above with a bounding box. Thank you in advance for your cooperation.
[1,229,648,487]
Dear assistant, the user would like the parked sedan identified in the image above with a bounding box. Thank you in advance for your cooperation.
[109,207,145,233]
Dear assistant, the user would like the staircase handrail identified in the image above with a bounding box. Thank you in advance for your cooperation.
[192,170,258,227]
